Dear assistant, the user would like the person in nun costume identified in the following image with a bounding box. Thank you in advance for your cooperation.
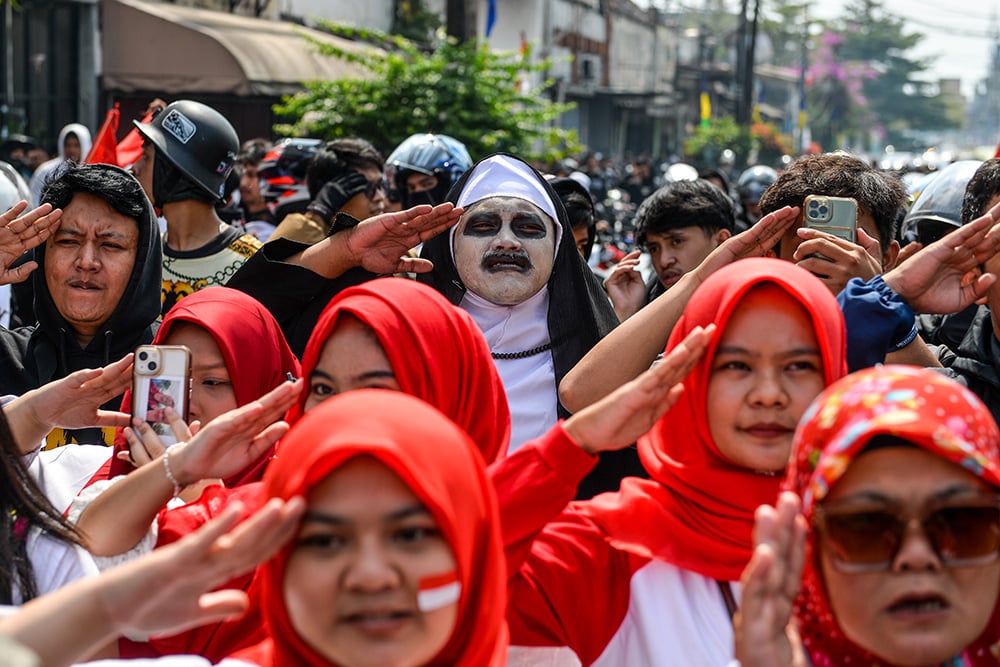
[419,153,625,498]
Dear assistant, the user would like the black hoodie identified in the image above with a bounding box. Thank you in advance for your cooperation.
[419,154,637,499]
[0,177,162,445]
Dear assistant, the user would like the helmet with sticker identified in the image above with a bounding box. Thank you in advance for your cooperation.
[134,100,239,202]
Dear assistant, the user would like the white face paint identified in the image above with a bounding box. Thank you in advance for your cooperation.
[452,196,556,306]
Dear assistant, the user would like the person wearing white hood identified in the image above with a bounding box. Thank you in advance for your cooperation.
[29,123,92,206]
[419,154,625,499]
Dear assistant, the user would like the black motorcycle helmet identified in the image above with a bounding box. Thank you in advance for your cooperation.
[385,133,473,208]
[900,160,982,246]
[134,100,239,202]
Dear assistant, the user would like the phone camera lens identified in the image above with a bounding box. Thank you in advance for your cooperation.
[138,351,149,361]
[148,361,158,371]
[819,206,829,215]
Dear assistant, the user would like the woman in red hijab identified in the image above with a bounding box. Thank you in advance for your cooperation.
[70,288,300,658]
[738,365,1000,667]
[231,389,508,667]
[106,286,301,485]
[74,279,509,660]
[286,277,509,462]
[503,257,848,665]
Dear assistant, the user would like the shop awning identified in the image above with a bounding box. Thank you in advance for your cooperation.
[101,0,374,96]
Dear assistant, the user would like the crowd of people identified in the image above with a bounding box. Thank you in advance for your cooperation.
[1,97,1000,667]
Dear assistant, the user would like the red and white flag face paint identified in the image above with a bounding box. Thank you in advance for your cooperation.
[417,571,461,612]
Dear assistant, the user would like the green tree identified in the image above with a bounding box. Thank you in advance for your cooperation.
[759,0,810,69]
[274,23,580,163]
[830,0,957,146]
[683,116,753,169]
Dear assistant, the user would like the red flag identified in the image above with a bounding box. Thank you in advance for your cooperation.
[84,103,121,166]
[116,108,156,168]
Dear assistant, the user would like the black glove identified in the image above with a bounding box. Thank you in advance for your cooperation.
[306,171,371,224]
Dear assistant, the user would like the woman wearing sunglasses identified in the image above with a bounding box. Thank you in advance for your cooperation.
[737,365,1000,667]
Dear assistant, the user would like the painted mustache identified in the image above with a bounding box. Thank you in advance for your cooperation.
[482,250,531,271]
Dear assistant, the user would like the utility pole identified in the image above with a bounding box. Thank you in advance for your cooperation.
[735,0,748,124]
[446,0,477,43]
[735,0,760,125]
[798,6,809,153]
[744,0,759,121]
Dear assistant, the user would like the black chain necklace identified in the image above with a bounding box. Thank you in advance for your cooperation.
[491,342,552,360]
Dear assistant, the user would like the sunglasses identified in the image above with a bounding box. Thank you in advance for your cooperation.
[364,178,387,200]
[813,496,1000,573]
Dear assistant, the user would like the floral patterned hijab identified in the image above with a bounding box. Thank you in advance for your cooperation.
[787,365,1000,666]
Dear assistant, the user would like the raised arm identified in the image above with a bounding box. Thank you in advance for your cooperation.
[75,380,299,557]
[290,203,462,278]
[499,325,713,563]
[559,206,798,412]
[882,199,1000,314]
[4,354,132,454]
[1,496,304,667]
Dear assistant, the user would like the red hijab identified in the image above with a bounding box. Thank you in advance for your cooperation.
[107,287,300,486]
[235,389,508,667]
[581,258,848,581]
[788,365,1000,666]
[285,277,510,462]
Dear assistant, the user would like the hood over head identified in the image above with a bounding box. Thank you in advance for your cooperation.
[34,163,162,369]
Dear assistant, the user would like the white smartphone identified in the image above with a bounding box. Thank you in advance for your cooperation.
[803,195,858,243]
[132,345,191,446]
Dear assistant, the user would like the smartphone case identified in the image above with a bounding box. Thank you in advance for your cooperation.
[803,195,858,244]
[131,345,192,447]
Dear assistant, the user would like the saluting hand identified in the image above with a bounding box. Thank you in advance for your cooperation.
[562,324,714,454]
[691,206,799,284]
[603,249,647,322]
[883,199,1000,314]
[0,201,62,285]
[344,203,464,275]
[735,492,808,667]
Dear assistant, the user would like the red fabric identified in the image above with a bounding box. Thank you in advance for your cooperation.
[285,277,510,462]
[787,365,1000,666]
[116,109,155,167]
[580,258,848,581]
[116,483,268,661]
[84,104,120,166]
[106,287,300,486]
[234,389,508,666]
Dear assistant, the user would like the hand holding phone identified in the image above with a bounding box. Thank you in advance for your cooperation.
[132,345,191,447]
[803,195,858,244]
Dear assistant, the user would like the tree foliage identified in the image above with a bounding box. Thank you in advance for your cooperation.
[811,0,957,149]
[274,23,580,163]
[683,116,753,169]
[759,0,810,69]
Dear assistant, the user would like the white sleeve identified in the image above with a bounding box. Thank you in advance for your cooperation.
[66,477,159,572]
